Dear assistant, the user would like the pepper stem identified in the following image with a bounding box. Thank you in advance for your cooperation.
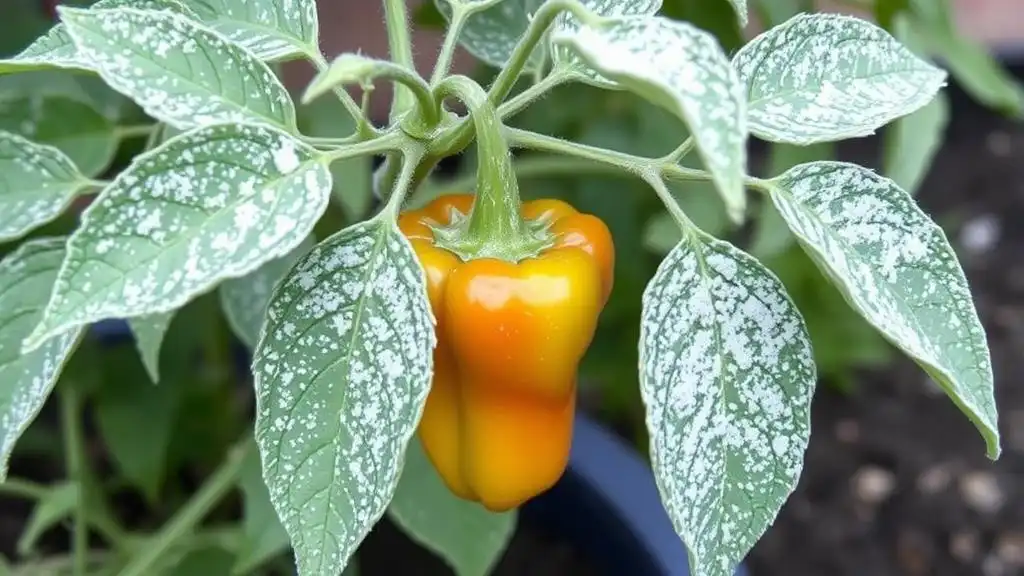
[434,76,547,262]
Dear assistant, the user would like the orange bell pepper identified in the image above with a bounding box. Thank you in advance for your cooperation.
[398,193,614,512]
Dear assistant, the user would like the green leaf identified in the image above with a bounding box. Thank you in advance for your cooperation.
[169,546,237,575]
[18,482,77,555]
[552,15,747,222]
[297,98,371,221]
[254,219,435,576]
[725,0,748,26]
[180,0,320,62]
[750,142,834,259]
[0,239,83,480]
[0,131,91,243]
[639,230,815,576]
[23,123,331,352]
[234,440,290,575]
[58,6,297,132]
[388,439,516,576]
[94,344,183,502]
[733,13,947,145]
[436,0,546,72]
[220,235,315,350]
[127,310,176,383]
[549,0,663,88]
[768,162,1000,458]
[883,91,948,196]
[0,93,117,178]
[303,54,409,104]
[0,0,198,74]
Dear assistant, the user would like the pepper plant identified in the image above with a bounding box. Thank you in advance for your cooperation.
[0,0,1004,575]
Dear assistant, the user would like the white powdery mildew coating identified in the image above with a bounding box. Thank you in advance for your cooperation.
[220,235,315,349]
[60,6,296,132]
[638,234,815,576]
[0,131,85,243]
[437,0,546,70]
[550,0,662,87]
[732,13,946,145]
[726,0,748,26]
[253,221,435,575]
[31,123,330,348]
[12,0,201,71]
[554,16,747,217]
[771,162,999,454]
[0,239,82,479]
[184,0,320,61]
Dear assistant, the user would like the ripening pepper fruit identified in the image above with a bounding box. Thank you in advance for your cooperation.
[398,193,614,512]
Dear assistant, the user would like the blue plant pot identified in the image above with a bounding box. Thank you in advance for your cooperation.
[88,320,747,575]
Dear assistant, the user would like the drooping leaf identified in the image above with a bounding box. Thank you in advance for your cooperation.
[220,235,315,350]
[0,239,83,480]
[18,482,78,555]
[234,440,291,575]
[552,16,747,222]
[180,0,320,62]
[0,0,198,74]
[23,123,331,352]
[639,230,815,576]
[254,219,435,576]
[549,1,662,88]
[0,131,91,243]
[768,161,999,457]
[0,94,117,178]
[725,0,748,26]
[733,13,947,145]
[127,310,176,384]
[58,6,297,132]
[388,439,516,576]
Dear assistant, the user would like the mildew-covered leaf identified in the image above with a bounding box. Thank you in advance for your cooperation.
[254,219,435,576]
[181,0,320,62]
[733,13,947,145]
[726,0,748,26]
[58,6,297,132]
[220,235,315,350]
[435,0,546,72]
[639,231,815,576]
[549,0,662,88]
[552,16,748,222]
[0,94,118,178]
[234,439,290,575]
[388,439,516,576]
[0,131,91,244]
[128,310,175,384]
[0,0,199,74]
[23,123,331,353]
[768,161,1000,457]
[0,239,83,480]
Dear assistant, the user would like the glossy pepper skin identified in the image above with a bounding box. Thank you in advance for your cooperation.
[398,193,614,512]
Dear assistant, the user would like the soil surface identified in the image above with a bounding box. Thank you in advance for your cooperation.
[749,65,1024,576]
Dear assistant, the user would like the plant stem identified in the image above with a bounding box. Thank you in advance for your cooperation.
[642,171,693,231]
[661,137,694,163]
[430,5,467,86]
[116,441,249,576]
[382,144,426,217]
[60,387,87,576]
[322,130,405,163]
[0,478,47,500]
[311,53,375,136]
[434,155,635,193]
[114,124,155,140]
[383,0,416,120]
[497,69,572,121]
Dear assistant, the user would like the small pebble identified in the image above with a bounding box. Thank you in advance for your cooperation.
[960,214,1001,255]
[986,131,1013,157]
[918,463,953,495]
[852,466,897,504]
[960,471,1005,514]
[995,532,1024,566]
[951,530,980,562]
[835,419,860,443]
